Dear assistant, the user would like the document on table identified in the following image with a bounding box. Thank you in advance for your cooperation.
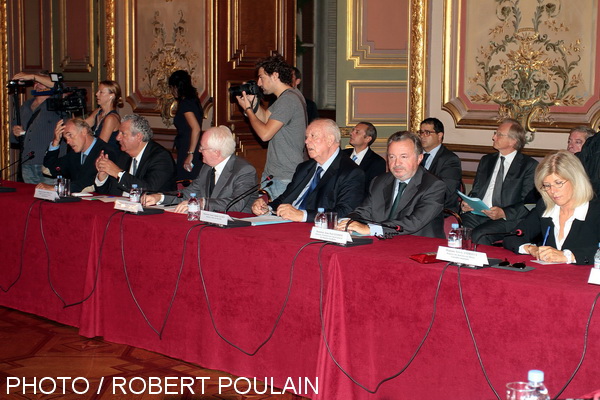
[236,215,293,226]
[81,195,122,203]
[458,191,490,217]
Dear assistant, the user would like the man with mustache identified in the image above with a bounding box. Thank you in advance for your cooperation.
[337,131,446,238]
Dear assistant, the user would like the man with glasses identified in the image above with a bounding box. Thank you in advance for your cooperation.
[461,118,538,245]
[343,121,386,194]
[143,126,257,213]
[418,117,462,213]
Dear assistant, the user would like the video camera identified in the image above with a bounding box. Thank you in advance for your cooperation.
[45,72,87,115]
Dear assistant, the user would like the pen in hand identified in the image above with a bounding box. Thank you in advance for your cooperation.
[542,226,551,246]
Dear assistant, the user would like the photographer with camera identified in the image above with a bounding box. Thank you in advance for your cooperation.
[9,70,63,184]
[235,55,308,199]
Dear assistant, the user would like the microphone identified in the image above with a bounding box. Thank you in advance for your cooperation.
[348,216,403,233]
[0,151,35,187]
[473,229,523,251]
[225,175,274,213]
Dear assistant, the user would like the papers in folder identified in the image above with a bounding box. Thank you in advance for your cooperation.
[458,191,490,217]
[236,215,293,226]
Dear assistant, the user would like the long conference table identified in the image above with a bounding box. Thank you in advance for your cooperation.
[1,181,599,399]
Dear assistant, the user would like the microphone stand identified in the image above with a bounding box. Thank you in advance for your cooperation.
[0,152,35,192]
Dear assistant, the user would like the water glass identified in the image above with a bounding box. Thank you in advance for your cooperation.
[461,227,473,250]
[506,382,534,400]
[326,212,338,229]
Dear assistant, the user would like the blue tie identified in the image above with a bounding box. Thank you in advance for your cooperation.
[298,166,323,210]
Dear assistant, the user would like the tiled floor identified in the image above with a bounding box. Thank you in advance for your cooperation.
[0,306,307,400]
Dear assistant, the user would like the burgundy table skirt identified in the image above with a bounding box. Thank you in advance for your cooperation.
[1,181,598,399]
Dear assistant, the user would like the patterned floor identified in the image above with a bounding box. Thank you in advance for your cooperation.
[0,306,306,400]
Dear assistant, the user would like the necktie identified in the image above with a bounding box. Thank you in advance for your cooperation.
[420,153,430,168]
[131,158,138,176]
[351,154,358,163]
[298,166,323,210]
[208,168,216,197]
[81,153,87,165]
[492,156,505,206]
[388,181,407,219]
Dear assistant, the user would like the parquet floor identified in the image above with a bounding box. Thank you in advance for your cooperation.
[0,306,307,400]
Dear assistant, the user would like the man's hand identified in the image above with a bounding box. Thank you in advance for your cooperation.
[252,198,270,215]
[95,150,120,181]
[335,220,370,235]
[52,120,65,147]
[12,125,25,137]
[174,200,189,214]
[235,91,256,112]
[142,193,161,207]
[461,200,474,212]
[482,206,505,220]
[276,204,304,222]
[35,183,54,191]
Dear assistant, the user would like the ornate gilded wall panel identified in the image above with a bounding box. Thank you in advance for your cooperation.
[443,0,600,132]
[346,80,407,126]
[58,0,93,72]
[347,0,409,68]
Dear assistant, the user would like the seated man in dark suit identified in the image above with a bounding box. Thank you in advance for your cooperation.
[39,118,117,193]
[342,121,386,194]
[461,118,538,245]
[251,118,365,222]
[337,131,446,238]
[94,114,176,195]
[143,125,257,213]
[418,117,462,213]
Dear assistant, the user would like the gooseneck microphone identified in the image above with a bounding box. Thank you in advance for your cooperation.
[0,151,35,175]
[225,175,274,213]
[473,229,523,251]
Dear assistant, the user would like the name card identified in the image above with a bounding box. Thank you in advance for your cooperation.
[589,268,600,285]
[114,199,144,213]
[436,246,488,267]
[200,210,230,225]
[310,227,352,244]
[34,188,59,201]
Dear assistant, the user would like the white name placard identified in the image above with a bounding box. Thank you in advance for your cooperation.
[200,210,230,225]
[436,246,489,267]
[34,188,59,201]
[589,268,600,285]
[114,199,144,213]
[310,227,352,244]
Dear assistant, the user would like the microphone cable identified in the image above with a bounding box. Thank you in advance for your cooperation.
[318,240,451,394]
[456,265,501,400]
[197,225,322,355]
[120,213,205,339]
[1,199,40,292]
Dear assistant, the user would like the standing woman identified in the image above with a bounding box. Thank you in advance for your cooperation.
[86,80,122,150]
[169,70,203,180]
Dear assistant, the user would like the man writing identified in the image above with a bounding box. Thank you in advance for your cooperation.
[94,114,176,195]
[337,131,446,238]
[38,118,117,193]
[236,55,307,199]
[143,126,257,213]
[461,118,538,244]
[342,121,386,194]
[251,119,365,222]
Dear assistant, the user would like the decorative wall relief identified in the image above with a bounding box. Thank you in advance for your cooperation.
[468,0,583,140]
[141,10,199,126]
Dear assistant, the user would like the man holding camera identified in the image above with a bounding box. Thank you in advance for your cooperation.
[235,55,308,199]
[9,71,63,184]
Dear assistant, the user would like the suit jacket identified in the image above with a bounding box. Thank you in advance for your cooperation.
[95,140,176,195]
[270,150,365,221]
[43,138,116,193]
[504,199,600,265]
[468,151,538,221]
[427,144,462,213]
[164,155,257,213]
[342,147,386,193]
[347,167,446,238]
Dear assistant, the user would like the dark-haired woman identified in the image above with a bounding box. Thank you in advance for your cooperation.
[168,70,203,180]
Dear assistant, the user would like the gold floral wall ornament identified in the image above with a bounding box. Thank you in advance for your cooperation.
[141,9,199,126]
[469,0,584,142]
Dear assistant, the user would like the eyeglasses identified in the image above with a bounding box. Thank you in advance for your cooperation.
[498,259,527,269]
[493,131,508,138]
[417,130,436,137]
[198,146,213,152]
[540,180,567,191]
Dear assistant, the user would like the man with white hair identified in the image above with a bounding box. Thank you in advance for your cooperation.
[143,125,257,213]
[251,118,365,222]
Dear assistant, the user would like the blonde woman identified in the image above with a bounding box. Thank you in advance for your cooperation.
[86,80,122,149]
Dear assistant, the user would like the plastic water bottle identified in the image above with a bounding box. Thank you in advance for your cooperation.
[526,370,550,399]
[314,207,327,228]
[129,184,141,203]
[55,175,64,196]
[187,193,200,221]
[447,223,462,248]
[594,243,600,269]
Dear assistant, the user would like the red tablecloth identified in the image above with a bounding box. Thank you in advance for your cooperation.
[1,181,599,399]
